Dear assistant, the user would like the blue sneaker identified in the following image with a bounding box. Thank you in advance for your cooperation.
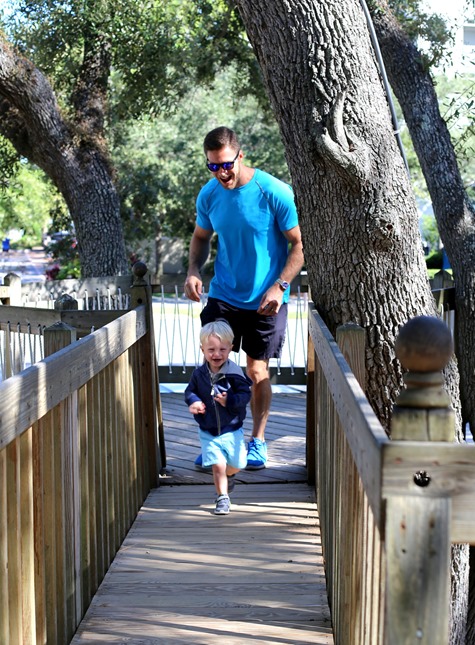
[246,438,267,470]
[194,454,212,472]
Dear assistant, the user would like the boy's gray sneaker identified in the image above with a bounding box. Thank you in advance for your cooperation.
[214,494,231,515]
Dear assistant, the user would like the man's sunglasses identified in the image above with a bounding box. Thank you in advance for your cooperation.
[206,150,240,172]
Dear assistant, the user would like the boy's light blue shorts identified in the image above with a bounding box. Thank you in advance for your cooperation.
[199,428,247,469]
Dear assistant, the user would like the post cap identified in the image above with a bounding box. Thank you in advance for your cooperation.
[395,315,453,373]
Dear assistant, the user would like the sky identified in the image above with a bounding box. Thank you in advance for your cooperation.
[423,0,466,23]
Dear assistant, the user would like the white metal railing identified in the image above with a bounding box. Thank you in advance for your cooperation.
[22,288,131,311]
[153,287,309,376]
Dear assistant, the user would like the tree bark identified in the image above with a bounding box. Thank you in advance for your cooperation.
[236,0,436,427]
[369,3,473,641]
[0,35,128,277]
[235,0,467,640]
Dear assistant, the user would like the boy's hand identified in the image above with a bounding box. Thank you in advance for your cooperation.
[214,391,228,407]
[189,401,206,414]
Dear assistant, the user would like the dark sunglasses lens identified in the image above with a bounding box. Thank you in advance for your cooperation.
[207,163,219,172]
[221,162,233,170]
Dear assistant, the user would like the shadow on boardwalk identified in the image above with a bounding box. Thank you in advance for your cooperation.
[71,393,334,644]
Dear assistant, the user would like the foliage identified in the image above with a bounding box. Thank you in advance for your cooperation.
[419,212,440,250]
[1,0,470,280]
[393,71,475,240]
[56,258,81,279]
[0,0,271,275]
[113,64,288,272]
[425,248,443,269]
[0,161,64,246]
[45,233,78,263]
[388,0,454,70]
[435,73,475,200]
[0,0,263,121]
[0,137,20,192]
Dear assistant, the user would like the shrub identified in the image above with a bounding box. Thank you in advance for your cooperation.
[425,249,443,269]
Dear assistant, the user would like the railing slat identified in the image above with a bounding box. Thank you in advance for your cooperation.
[0,448,8,644]
[20,427,36,643]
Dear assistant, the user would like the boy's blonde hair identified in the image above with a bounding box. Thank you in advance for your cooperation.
[200,320,234,346]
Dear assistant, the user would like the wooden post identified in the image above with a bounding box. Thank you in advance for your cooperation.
[306,323,316,485]
[54,293,79,311]
[131,262,165,486]
[386,315,454,645]
[3,272,22,306]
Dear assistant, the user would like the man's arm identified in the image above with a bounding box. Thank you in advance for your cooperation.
[280,225,305,284]
[184,225,213,302]
[257,225,305,315]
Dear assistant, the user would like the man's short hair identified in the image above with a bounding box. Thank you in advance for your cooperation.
[203,127,240,154]
[200,320,234,346]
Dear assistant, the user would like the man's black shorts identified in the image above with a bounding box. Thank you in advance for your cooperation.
[200,297,288,360]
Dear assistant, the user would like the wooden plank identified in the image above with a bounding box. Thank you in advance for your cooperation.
[33,418,47,644]
[20,428,36,643]
[6,438,21,645]
[0,305,60,332]
[60,310,124,336]
[159,392,308,486]
[0,306,147,447]
[72,617,333,644]
[78,383,91,613]
[0,447,8,645]
[385,496,450,645]
[42,409,58,643]
[70,483,333,644]
[382,441,475,543]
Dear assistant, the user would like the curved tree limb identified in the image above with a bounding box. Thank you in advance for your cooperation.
[314,91,372,185]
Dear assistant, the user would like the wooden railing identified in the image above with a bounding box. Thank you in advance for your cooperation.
[0,265,163,644]
[306,303,475,645]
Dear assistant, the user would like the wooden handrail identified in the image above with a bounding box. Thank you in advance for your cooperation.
[306,303,475,645]
[307,303,388,527]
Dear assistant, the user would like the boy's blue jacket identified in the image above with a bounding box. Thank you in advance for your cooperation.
[184,359,252,436]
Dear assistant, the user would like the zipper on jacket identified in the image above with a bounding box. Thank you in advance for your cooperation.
[210,371,226,436]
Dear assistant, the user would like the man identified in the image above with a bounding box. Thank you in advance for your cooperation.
[184,126,304,470]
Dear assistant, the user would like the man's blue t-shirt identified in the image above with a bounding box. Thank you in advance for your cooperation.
[196,169,298,310]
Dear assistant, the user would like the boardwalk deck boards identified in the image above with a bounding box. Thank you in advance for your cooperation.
[71,393,334,644]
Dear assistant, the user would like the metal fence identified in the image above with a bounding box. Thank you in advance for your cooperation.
[0,277,309,383]
[153,287,309,383]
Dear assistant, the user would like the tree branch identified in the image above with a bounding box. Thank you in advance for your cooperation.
[0,35,70,168]
[314,91,372,186]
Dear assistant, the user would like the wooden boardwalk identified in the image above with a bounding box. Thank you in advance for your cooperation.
[71,391,334,644]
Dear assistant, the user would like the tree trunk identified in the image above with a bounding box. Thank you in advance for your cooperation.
[236,0,436,426]
[0,35,128,277]
[368,4,471,642]
[235,0,467,639]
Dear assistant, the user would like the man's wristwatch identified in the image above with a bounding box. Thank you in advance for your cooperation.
[275,278,290,292]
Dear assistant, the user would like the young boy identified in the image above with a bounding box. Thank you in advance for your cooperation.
[184,320,252,515]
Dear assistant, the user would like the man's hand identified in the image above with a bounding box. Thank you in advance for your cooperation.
[257,283,284,316]
[184,274,203,302]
